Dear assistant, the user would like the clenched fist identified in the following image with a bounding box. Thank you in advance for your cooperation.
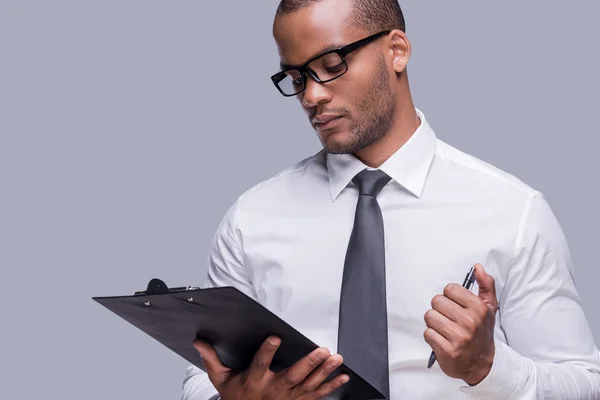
[423,263,498,386]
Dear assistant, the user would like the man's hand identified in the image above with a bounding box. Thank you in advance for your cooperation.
[423,263,498,386]
[194,336,350,400]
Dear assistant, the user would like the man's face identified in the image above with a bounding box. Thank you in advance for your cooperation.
[273,0,397,154]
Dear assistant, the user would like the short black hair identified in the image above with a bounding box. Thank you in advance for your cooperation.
[275,0,406,34]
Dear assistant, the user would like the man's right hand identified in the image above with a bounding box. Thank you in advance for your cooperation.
[193,336,350,400]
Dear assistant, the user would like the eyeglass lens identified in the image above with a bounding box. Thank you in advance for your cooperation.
[277,52,347,95]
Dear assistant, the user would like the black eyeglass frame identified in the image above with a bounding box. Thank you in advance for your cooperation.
[270,30,392,97]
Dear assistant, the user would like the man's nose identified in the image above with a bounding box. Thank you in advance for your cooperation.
[300,75,332,108]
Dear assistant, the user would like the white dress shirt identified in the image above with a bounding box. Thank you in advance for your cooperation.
[182,107,600,399]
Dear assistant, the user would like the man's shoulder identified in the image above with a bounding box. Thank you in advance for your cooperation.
[214,150,326,234]
[434,139,540,200]
[232,149,327,208]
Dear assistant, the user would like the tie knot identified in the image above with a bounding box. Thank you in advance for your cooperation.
[352,169,391,197]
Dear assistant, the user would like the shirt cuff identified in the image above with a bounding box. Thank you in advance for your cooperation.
[459,339,528,399]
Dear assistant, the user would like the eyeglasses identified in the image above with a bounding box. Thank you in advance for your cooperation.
[270,30,391,97]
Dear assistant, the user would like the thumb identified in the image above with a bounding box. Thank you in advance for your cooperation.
[193,339,230,385]
[474,263,498,313]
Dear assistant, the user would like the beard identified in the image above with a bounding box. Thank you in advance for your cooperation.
[322,55,397,154]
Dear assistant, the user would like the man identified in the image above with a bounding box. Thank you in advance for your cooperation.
[182,0,600,399]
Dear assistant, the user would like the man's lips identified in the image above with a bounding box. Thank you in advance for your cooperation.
[312,114,344,128]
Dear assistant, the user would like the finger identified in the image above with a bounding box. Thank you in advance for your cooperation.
[308,373,350,400]
[423,327,451,360]
[443,283,480,309]
[276,347,330,390]
[193,339,230,385]
[424,308,464,342]
[247,336,281,378]
[474,263,498,313]
[296,354,343,393]
[432,294,483,332]
[431,293,465,323]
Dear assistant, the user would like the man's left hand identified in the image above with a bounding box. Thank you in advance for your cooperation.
[423,263,498,386]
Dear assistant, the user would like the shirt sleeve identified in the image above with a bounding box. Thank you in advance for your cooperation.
[460,192,600,399]
[181,200,258,400]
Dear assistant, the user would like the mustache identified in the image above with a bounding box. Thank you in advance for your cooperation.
[309,107,351,120]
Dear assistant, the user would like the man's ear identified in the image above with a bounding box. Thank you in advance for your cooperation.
[388,29,411,73]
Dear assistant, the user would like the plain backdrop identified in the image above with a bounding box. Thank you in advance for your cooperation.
[1,1,598,399]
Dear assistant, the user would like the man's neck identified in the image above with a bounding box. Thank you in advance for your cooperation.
[354,104,421,168]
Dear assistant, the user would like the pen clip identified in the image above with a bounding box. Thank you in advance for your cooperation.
[463,267,476,290]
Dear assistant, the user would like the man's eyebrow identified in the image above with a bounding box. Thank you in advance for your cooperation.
[279,44,343,70]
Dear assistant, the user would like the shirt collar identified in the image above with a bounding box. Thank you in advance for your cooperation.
[326,107,436,201]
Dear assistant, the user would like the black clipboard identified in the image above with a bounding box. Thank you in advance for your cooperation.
[92,278,386,400]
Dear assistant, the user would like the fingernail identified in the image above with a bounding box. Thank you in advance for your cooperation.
[341,375,350,383]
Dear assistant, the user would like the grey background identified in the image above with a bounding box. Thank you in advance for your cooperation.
[1,1,598,399]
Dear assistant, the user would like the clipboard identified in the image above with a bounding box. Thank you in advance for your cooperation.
[92,278,386,400]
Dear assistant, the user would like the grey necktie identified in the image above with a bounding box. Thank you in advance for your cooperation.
[337,168,391,399]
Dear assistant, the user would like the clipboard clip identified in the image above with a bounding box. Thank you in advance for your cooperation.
[138,278,171,295]
[134,278,201,296]
[134,279,201,307]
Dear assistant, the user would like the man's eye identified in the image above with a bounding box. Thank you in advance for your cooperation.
[325,64,344,73]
